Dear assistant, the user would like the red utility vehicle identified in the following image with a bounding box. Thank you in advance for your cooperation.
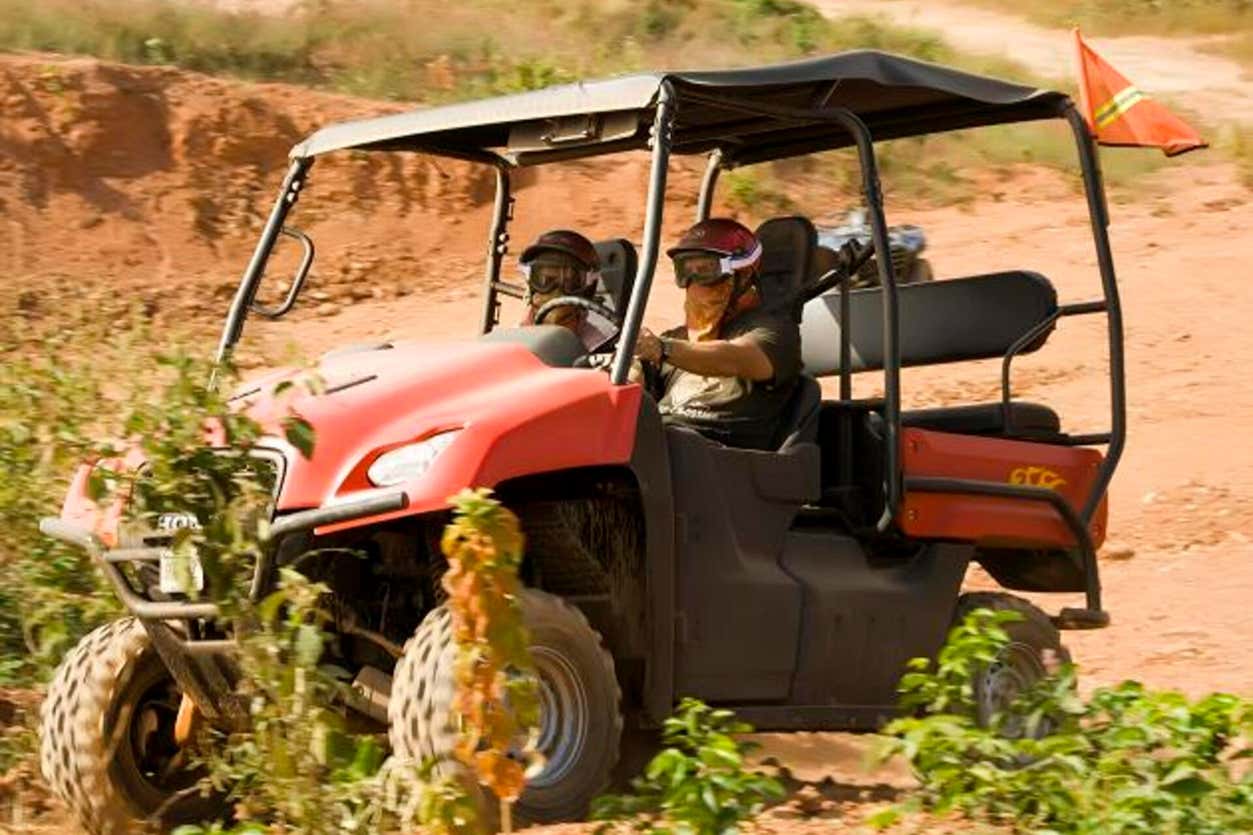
[39,51,1125,832]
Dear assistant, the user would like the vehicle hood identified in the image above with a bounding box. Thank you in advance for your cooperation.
[236,339,642,515]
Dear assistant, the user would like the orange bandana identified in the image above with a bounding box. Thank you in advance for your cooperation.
[684,278,761,341]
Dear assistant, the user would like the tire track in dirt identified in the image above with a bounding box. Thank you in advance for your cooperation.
[815,0,1253,124]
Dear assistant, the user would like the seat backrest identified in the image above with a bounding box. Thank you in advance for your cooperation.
[773,374,822,451]
[755,216,816,322]
[593,238,638,321]
[800,270,1059,376]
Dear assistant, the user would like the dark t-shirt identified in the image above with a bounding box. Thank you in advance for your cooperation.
[653,308,801,450]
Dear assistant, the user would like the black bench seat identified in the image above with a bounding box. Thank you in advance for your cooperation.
[903,401,1061,439]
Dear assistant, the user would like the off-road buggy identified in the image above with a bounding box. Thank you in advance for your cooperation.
[818,208,932,287]
[39,51,1126,832]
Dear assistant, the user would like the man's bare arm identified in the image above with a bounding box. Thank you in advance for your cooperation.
[635,328,774,381]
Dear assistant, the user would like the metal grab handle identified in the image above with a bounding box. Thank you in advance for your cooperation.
[250,226,315,320]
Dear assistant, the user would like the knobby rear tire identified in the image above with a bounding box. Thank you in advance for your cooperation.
[955,592,1071,732]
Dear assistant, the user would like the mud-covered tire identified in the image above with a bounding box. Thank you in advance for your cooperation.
[40,618,219,834]
[954,592,1071,730]
[389,589,622,824]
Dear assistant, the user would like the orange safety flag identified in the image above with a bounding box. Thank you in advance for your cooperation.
[1073,28,1207,157]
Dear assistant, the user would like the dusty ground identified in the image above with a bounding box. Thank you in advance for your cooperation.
[1,8,1252,828]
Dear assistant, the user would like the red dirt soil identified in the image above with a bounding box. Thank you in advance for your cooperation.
[2,51,1251,832]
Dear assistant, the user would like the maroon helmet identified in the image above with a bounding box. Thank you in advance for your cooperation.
[520,229,600,270]
[667,218,763,287]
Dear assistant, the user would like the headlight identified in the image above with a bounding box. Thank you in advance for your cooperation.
[366,431,460,487]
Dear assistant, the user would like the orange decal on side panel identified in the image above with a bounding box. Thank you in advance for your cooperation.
[1009,466,1068,491]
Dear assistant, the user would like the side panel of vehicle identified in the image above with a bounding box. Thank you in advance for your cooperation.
[899,428,1108,550]
[665,426,820,703]
[780,533,970,707]
[626,396,677,726]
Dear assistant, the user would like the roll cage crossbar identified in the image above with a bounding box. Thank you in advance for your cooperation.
[214,74,1124,621]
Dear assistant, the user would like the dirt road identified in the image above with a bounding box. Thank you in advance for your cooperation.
[817,0,1253,124]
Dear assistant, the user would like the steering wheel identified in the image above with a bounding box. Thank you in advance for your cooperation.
[533,296,620,330]
[533,296,622,363]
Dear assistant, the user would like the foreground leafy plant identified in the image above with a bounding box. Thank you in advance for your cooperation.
[876,608,1253,834]
[91,352,317,612]
[0,334,127,680]
[188,570,386,834]
[592,698,784,835]
[98,359,479,835]
[440,487,541,829]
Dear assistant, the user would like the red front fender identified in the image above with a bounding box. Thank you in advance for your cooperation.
[247,340,643,535]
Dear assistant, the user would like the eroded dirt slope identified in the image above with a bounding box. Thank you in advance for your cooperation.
[0,53,710,336]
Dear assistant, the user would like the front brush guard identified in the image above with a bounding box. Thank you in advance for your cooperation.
[39,490,407,725]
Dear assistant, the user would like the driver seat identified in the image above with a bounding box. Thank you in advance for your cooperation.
[755,217,820,450]
[593,239,638,321]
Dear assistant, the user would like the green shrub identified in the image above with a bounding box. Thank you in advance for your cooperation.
[722,167,798,216]
[0,329,132,681]
[181,570,402,835]
[87,353,474,834]
[592,697,785,835]
[876,608,1253,833]
[171,565,479,835]
[90,351,315,611]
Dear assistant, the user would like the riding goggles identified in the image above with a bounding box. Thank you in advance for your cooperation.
[521,255,594,294]
[671,241,763,288]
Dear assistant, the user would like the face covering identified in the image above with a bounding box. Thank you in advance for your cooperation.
[683,274,761,342]
[683,280,734,342]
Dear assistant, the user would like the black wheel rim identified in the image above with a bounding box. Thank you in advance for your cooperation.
[110,655,204,815]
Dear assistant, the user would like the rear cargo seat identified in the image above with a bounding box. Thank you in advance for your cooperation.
[902,401,1061,440]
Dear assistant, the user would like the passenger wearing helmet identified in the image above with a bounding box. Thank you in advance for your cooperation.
[633,218,801,450]
[519,229,616,352]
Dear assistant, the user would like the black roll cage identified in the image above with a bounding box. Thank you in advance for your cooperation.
[214,86,1125,621]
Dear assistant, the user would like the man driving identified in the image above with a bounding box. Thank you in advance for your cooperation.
[519,229,615,352]
[633,218,800,450]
